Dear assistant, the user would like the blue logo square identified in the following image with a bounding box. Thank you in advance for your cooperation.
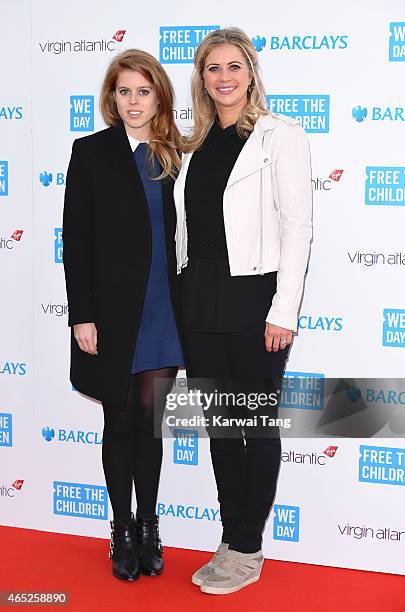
[160,26,220,63]
[53,481,108,519]
[383,309,405,347]
[70,95,94,132]
[280,372,325,410]
[0,161,8,196]
[173,429,198,465]
[267,95,330,133]
[273,504,300,541]
[0,413,12,447]
[359,445,405,485]
[54,227,63,263]
[389,23,405,61]
[365,167,405,206]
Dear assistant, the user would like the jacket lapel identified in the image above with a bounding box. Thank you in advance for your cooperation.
[226,127,272,189]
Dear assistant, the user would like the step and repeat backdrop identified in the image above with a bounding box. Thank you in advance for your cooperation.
[1,0,404,575]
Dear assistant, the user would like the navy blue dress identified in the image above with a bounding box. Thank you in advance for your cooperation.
[131,143,184,374]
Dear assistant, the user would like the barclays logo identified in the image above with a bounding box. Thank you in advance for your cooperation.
[39,172,52,187]
[346,386,361,402]
[0,106,23,120]
[267,34,348,51]
[157,502,220,521]
[159,26,220,63]
[298,315,343,332]
[251,35,266,52]
[42,426,102,444]
[353,105,405,122]
[0,362,26,375]
[39,171,65,187]
[352,106,367,123]
[42,427,55,441]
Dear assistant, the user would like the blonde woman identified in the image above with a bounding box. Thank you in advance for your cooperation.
[174,28,312,594]
[63,50,184,581]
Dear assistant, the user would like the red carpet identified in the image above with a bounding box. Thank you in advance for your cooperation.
[1,526,404,611]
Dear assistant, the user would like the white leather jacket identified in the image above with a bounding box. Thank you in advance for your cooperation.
[174,113,313,332]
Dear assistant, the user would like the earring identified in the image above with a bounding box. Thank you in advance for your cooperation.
[248,82,254,93]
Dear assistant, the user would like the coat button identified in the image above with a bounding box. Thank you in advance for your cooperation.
[253,266,257,271]
[263,157,269,163]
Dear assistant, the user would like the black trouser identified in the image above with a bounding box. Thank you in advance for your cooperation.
[102,368,178,521]
[185,324,289,553]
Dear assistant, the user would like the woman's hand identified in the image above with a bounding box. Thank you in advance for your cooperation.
[73,323,98,355]
[264,323,293,352]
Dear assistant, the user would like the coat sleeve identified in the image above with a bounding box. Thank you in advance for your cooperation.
[266,122,313,331]
[62,139,96,327]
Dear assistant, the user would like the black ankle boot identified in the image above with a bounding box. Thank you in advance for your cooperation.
[108,514,140,581]
[136,514,164,576]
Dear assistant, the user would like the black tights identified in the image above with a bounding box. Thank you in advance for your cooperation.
[102,367,177,521]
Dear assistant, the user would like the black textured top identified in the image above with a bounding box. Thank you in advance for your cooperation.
[185,120,248,258]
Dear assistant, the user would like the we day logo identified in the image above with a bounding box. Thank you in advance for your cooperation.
[383,309,405,348]
[389,23,405,61]
[273,504,300,541]
[70,96,94,132]
[173,429,198,465]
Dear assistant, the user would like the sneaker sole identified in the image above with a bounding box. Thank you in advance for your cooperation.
[200,575,260,595]
[192,573,209,586]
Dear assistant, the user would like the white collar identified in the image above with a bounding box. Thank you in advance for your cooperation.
[127,133,148,152]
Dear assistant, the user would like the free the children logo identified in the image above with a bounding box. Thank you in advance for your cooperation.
[0,161,8,196]
[54,228,63,263]
[267,95,330,133]
[159,26,220,63]
[0,413,12,447]
[365,167,405,207]
[53,481,108,519]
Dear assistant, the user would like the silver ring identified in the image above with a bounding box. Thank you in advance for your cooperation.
[280,339,287,345]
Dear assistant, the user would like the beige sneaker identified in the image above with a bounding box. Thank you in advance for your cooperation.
[191,542,229,586]
[200,548,264,595]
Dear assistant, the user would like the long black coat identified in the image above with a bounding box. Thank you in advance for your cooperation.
[62,124,183,410]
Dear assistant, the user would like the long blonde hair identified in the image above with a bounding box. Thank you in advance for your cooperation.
[100,49,181,179]
[183,28,268,153]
